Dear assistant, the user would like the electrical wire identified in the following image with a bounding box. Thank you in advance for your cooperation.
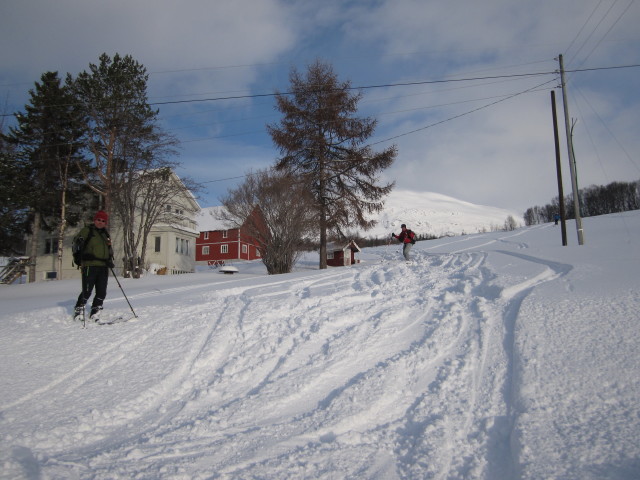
[576,0,636,69]
[1,63,637,119]
[369,79,558,146]
[573,83,640,174]
[197,78,558,185]
[564,0,605,62]
[565,0,617,66]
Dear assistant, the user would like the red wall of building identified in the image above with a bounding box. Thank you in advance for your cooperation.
[195,228,261,263]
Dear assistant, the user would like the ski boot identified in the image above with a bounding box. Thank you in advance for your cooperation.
[74,306,85,322]
[90,307,103,322]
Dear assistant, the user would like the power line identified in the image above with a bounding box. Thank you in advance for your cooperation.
[180,86,554,145]
[197,78,558,186]
[564,0,605,62]
[369,79,558,146]
[566,0,615,66]
[573,83,640,174]
[149,70,558,107]
[147,64,638,108]
[163,69,640,194]
[576,0,636,68]
[2,63,638,118]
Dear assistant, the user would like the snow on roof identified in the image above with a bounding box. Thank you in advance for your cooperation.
[326,240,361,252]
[195,206,232,232]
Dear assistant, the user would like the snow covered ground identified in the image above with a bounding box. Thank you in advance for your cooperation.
[1,212,639,480]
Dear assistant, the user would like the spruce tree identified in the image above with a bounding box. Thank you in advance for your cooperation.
[4,71,86,278]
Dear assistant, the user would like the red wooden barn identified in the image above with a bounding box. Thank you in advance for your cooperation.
[195,206,262,266]
[326,240,361,267]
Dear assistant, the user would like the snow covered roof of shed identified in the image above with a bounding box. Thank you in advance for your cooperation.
[195,206,232,232]
[326,240,361,253]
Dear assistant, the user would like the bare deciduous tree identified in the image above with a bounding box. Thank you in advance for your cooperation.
[115,167,199,277]
[504,215,518,231]
[219,169,315,274]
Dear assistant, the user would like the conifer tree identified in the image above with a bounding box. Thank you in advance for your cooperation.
[268,60,397,269]
[0,116,30,255]
[69,53,183,272]
[68,53,165,217]
[4,71,86,279]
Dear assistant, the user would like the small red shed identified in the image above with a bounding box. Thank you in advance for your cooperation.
[326,240,361,267]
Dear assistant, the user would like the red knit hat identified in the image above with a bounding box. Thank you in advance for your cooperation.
[94,210,108,222]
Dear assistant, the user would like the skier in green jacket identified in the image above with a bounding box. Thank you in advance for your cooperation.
[73,210,114,321]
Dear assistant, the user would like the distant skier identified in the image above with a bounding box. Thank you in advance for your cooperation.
[391,224,416,261]
[554,213,560,225]
[73,210,115,321]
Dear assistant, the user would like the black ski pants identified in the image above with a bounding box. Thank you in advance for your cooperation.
[75,266,109,312]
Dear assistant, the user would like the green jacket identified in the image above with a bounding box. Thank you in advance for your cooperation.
[74,225,113,267]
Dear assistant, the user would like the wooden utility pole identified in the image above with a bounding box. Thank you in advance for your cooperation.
[551,90,568,246]
[558,54,585,245]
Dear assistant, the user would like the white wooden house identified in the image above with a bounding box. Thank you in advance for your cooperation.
[27,171,200,282]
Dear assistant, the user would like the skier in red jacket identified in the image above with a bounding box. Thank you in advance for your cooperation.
[392,224,416,261]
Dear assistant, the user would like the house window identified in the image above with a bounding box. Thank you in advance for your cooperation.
[173,239,190,255]
[242,244,248,254]
[221,244,228,254]
[327,251,334,260]
[166,205,172,212]
[155,236,161,253]
[222,230,228,239]
[203,246,210,255]
[204,232,209,240]
[256,249,261,258]
[44,237,56,254]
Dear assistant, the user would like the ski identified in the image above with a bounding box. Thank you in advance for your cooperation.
[95,314,136,325]
[71,312,135,326]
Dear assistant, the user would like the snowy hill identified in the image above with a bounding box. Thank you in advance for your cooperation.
[362,189,523,239]
[1,212,639,479]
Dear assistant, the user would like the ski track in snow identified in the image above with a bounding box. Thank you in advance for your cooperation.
[1,230,572,479]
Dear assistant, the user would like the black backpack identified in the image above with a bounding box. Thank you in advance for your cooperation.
[72,227,95,267]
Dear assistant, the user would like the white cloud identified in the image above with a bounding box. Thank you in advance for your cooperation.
[2,0,638,213]
[1,0,296,83]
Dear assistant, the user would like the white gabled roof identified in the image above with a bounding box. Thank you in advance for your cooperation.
[196,206,233,232]
[326,240,361,253]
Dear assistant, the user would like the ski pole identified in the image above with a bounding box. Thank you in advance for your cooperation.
[110,267,138,318]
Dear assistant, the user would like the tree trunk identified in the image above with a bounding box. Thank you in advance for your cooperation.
[318,156,327,270]
[28,211,41,283]
[57,188,67,279]
[56,158,71,279]
[319,208,327,270]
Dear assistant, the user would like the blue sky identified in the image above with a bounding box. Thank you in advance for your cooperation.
[2,0,639,214]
